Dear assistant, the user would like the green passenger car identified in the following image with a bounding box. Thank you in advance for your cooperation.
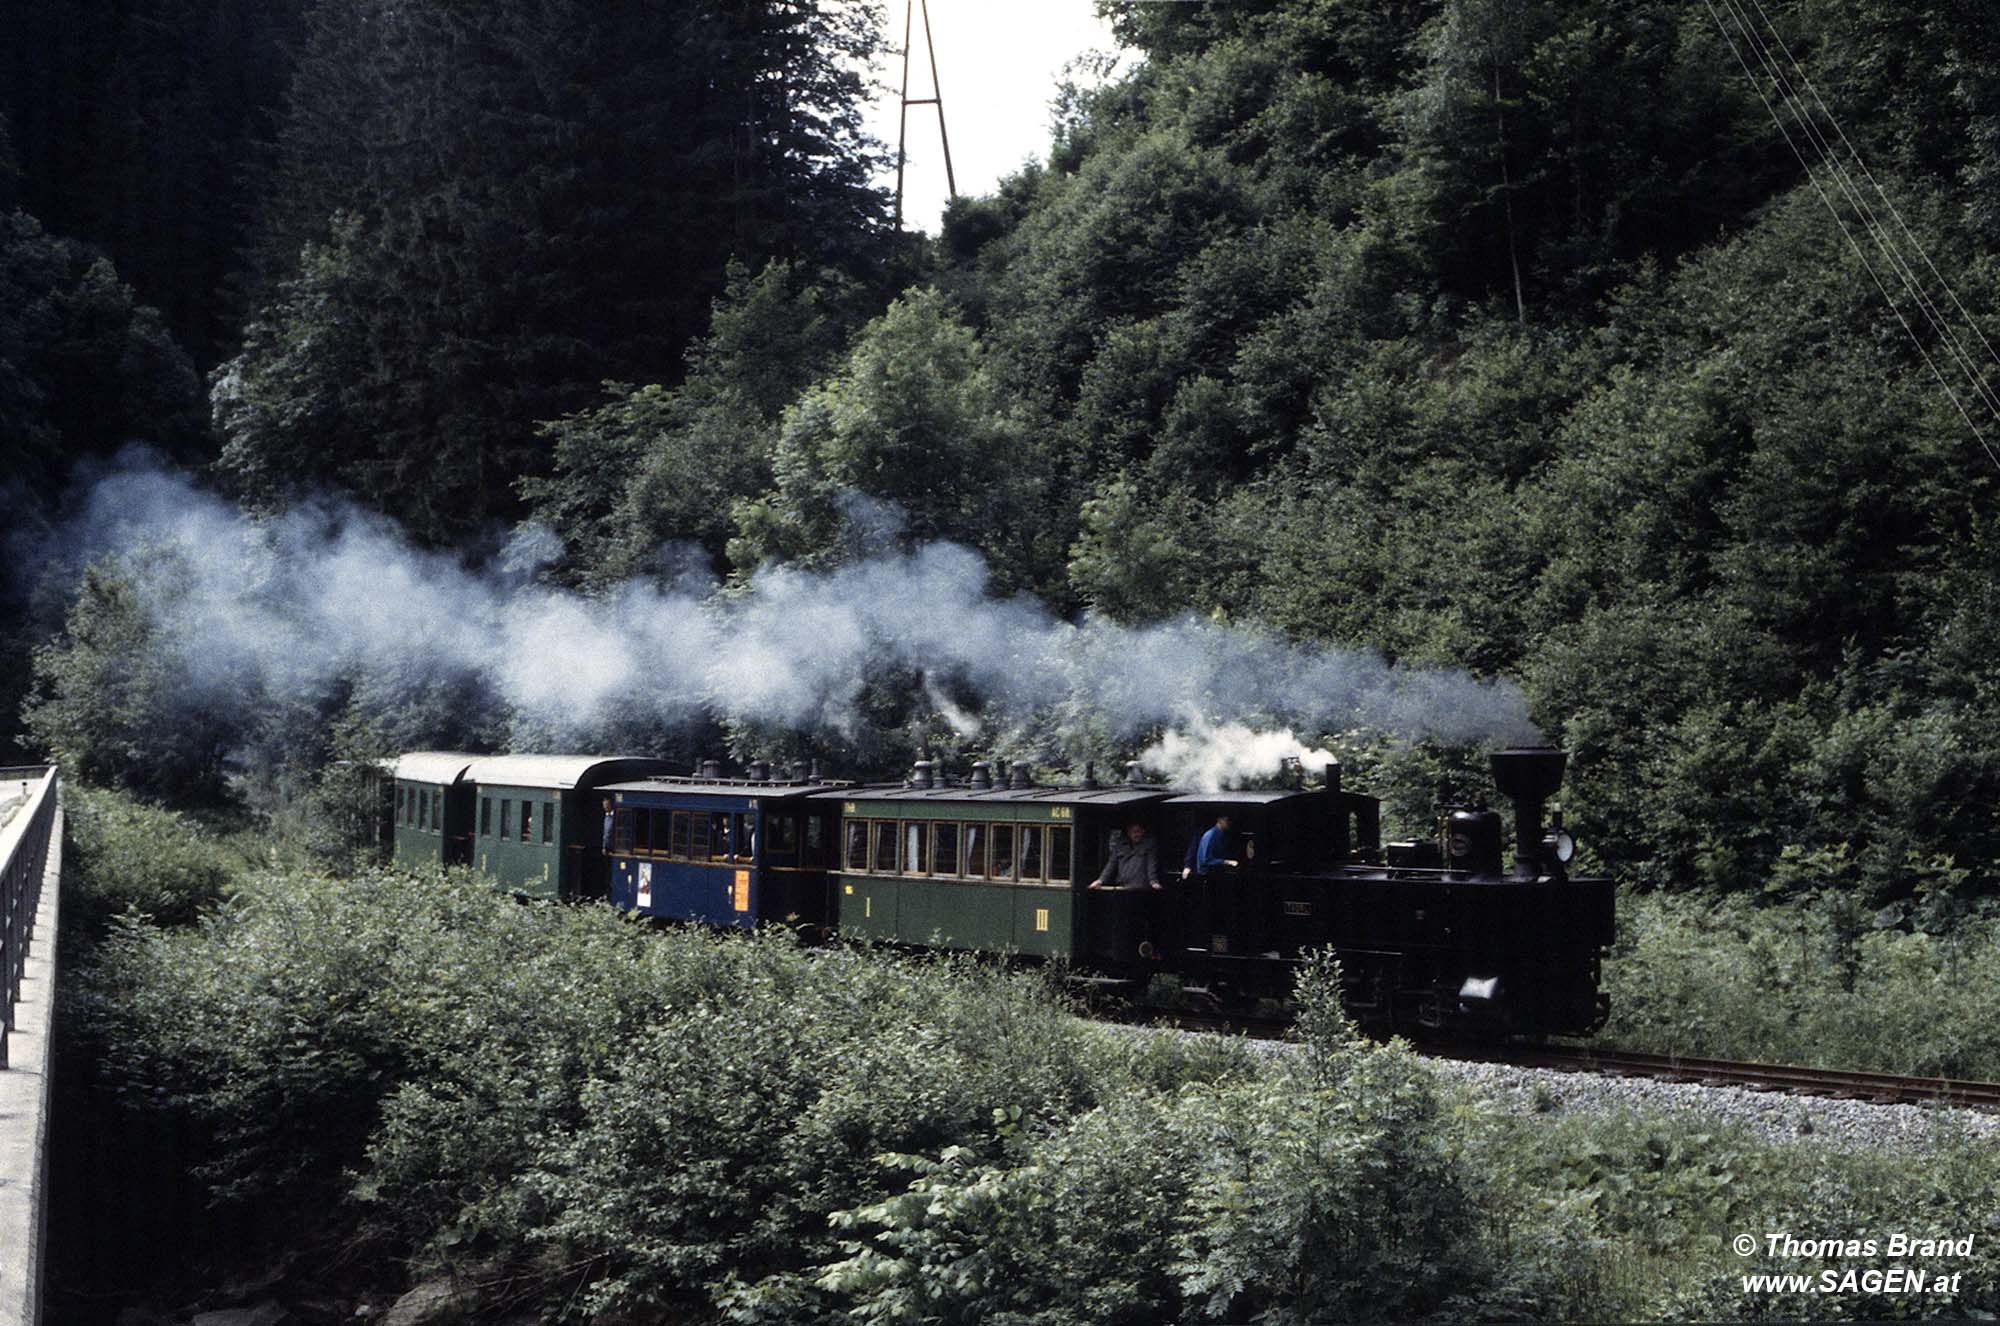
[832,764,1173,959]
[462,754,674,900]
[391,752,477,871]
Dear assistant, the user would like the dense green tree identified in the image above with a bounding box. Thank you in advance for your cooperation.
[0,0,308,365]
[218,0,891,546]
[0,205,204,764]
[0,211,206,493]
[729,289,1049,586]
[524,261,876,587]
[22,557,239,803]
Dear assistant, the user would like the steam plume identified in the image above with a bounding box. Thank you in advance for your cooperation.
[28,451,1541,774]
[1141,720,1338,794]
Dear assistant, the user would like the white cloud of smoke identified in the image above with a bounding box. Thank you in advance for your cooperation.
[32,451,1542,778]
[1140,720,1340,794]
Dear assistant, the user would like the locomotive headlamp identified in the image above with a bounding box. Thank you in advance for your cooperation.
[1459,975,1501,1004]
[1547,809,1576,864]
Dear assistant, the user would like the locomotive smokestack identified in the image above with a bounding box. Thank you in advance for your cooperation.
[1489,746,1567,879]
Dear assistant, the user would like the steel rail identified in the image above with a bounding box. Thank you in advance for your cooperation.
[1121,1009,2000,1111]
[1434,1044,2000,1111]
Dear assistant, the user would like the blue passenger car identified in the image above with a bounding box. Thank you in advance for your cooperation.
[602,767,851,930]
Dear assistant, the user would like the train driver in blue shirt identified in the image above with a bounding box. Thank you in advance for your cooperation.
[1193,813,1241,875]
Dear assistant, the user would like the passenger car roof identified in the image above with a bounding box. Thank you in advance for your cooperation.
[392,751,476,785]
[463,754,670,790]
[601,776,855,799]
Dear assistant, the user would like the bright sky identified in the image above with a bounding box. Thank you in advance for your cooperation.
[860,0,1126,233]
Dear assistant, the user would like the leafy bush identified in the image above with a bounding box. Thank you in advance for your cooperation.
[62,784,239,940]
[745,953,1595,1325]
[78,870,1109,1312]
[1600,889,2000,1078]
[1480,1107,2000,1322]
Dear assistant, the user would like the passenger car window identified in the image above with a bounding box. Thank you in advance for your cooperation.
[845,820,869,871]
[963,823,987,878]
[1018,825,1043,881]
[933,822,960,875]
[542,802,554,844]
[872,821,898,873]
[481,797,491,836]
[989,824,1015,880]
[1047,826,1071,882]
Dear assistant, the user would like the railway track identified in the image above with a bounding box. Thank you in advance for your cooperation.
[1134,1011,2000,1111]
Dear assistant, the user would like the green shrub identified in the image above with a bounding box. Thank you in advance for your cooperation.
[1600,888,2000,1077]
[62,784,239,940]
[773,954,1596,1326]
[1477,1107,2000,1322]
[78,871,1110,1312]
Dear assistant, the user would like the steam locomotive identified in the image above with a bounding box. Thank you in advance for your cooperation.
[388,746,1612,1036]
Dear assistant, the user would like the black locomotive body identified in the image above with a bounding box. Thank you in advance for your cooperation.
[1079,747,1612,1036]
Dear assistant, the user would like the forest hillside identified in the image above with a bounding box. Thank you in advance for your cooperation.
[4,0,1999,908]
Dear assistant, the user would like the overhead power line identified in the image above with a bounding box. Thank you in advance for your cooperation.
[1703,0,2000,471]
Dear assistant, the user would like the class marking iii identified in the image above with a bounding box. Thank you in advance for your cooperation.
[1283,900,1311,916]
[1035,908,1050,932]
[734,870,751,912]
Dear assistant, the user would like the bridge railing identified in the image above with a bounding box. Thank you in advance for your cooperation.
[0,766,58,1068]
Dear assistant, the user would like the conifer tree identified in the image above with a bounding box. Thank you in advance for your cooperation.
[221,0,890,545]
